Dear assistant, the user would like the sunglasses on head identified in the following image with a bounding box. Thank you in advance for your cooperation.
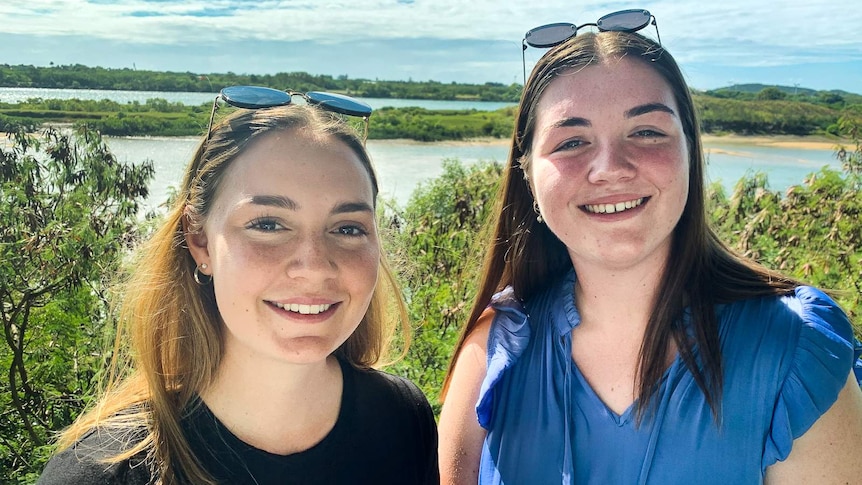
[206,85,373,142]
[521,8,661,83]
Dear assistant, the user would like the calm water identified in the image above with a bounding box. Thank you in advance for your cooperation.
[102,136,842,211]
[0,87,514,111]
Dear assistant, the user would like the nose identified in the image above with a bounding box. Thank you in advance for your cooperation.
[285,232,337,280]
[587,141,636,184]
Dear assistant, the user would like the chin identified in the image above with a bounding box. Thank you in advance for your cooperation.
[276,335,355,364]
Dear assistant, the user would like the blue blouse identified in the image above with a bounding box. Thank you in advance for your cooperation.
[476,270,860,485]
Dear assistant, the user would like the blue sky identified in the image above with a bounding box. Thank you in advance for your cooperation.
[1,0,861,94]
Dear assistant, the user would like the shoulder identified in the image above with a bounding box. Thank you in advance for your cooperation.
[350,365,432,415]
[37,426,153,485]
[725,287,859,467]
[347,365,440,483]
[721,286,854,357]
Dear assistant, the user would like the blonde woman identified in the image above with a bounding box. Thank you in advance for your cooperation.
[39,87,439,484]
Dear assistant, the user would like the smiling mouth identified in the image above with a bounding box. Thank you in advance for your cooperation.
[271,302,333,315]
[583,197,646,214]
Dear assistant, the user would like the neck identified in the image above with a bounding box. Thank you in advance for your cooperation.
[572,253,667,334]
[200,345,344,455]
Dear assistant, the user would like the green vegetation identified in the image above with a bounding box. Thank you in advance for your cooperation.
[0,64,521,101]
[1,105,860,482]
[1,126,154,482]
[371,106,516,141]
[2,65,862,141]
[2,88,861,141]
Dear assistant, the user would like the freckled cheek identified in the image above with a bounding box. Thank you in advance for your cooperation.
[343,247,380,281]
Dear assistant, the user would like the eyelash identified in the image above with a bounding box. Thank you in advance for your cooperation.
[556,138,585,152]
[248,217,282,232]
[334,225,368,237]
[633,129,665,138]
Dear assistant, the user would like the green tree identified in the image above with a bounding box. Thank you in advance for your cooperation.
[386,160,502,411]
[0,126,153,481]
[756,87,788,101]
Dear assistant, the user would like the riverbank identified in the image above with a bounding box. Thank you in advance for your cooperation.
[701,134,847,151]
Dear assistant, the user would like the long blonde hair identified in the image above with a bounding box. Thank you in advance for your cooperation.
[56,104,410,484]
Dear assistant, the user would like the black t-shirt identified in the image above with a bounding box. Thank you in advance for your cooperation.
[37,359,439,484]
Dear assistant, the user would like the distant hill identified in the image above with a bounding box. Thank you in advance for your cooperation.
[708,83,862,103]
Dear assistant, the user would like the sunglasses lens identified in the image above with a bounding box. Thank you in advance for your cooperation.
[596,9,651,32]
[219,86,292,109]
[525,22,577,48]
[306,91,372,118]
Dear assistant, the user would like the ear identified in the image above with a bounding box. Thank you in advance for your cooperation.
[183,210,211,269]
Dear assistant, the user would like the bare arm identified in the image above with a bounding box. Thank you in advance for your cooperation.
[438,310,494,485]
[765,374,862,484]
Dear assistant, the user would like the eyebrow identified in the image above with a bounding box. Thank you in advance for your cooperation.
[545,103,677,133]
[548,117,591,131]
[250,195,297,210]
[332,202,374,214]
[248,196,372,215]
[625,102,676,118]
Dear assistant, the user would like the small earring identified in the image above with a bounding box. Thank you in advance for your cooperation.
[533,201,544,224]
[194,263,212,285]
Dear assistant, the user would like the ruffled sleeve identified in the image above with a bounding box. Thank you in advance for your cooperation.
[476,287,530,429]
[762,286,856,469]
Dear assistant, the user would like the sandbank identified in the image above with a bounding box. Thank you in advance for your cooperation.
[701,134,849,151]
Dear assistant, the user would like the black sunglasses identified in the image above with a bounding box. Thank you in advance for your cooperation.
[521,8,661,83]
[206,85,373,142]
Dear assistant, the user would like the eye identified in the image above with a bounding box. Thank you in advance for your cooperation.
[554,138,586,152]
[334,224,368,237]
[632,129,665,139]
[247,217,283,232]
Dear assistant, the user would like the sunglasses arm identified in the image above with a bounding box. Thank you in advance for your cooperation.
[205,96,220,142]
[651,16,661,45]
[521,39,528,85]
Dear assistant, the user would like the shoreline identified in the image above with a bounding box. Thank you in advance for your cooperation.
[700,134,847,151]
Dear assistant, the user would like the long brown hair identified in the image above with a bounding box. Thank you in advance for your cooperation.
[442,32,801,418]
[56,105,410,483]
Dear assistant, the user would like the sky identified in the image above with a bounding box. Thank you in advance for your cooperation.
[1,0,861,94]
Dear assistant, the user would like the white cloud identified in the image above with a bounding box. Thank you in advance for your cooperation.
[0,0,859,90]
[3,0,860,57]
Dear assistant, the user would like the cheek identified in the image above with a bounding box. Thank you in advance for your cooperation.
[346,245,380,291]
[531,163,572,207]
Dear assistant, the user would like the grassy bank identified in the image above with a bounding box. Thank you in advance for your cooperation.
[2,94,860,141]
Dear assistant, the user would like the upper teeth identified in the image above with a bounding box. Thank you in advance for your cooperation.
[273,302,332,314]
[585,198,644,214]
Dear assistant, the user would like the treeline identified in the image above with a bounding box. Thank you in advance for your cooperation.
[0,64,522,102]
[695,96,849,136]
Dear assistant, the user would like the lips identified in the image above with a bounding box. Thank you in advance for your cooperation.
[583,197,646,214]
